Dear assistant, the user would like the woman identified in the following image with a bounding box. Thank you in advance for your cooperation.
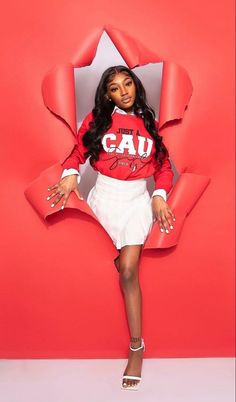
[46,65,176,390]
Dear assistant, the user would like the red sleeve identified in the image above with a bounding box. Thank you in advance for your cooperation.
[61,112,93,171]
[153,155,174,193]
[153,119,174,193]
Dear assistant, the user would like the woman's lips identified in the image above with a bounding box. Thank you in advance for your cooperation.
[122,97,132,103]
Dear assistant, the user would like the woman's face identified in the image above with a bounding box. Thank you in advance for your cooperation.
[106,72,136,113]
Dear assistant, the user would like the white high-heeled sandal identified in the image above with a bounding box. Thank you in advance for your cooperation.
[121,338,145,391]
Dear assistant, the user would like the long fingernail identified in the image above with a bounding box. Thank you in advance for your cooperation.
[61,205,64,210]
[80,197,84,200]
[51,204,54,207]
[160,228,164,232]
[170,225,173,229]
[165,229,169,233]
[46,196,50,200]
[48,188,50,191]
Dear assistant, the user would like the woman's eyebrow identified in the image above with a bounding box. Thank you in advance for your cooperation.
[108,77,132,87]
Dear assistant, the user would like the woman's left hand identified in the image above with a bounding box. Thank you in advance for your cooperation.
[152,196,176,234]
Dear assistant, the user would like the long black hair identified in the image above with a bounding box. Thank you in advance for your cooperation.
[82,65,169,167]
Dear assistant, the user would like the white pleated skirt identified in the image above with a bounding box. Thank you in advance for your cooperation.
[87,172,154,250]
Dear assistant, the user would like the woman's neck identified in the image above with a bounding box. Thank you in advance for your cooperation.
[122,107,134,114]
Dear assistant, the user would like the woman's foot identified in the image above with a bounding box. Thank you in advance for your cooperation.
[122,339,144,388]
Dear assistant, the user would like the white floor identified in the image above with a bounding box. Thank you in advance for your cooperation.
[0,358,235,402]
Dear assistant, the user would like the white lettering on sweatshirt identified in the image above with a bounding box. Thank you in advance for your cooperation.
[102,133,153,157]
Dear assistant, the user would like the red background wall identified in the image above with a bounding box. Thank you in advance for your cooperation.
[0,0,234,357]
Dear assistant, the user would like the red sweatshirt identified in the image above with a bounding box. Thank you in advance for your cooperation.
[61,106,174,196]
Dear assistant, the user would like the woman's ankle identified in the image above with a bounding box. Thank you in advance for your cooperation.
[130,336,143,348]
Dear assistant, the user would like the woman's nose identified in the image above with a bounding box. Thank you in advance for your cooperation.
[120,86,128,96]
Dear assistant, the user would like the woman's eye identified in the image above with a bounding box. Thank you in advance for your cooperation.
[126,81,132,86]
[111,88,117,92]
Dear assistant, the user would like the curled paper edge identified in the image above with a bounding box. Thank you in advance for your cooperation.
[143,173,211,250]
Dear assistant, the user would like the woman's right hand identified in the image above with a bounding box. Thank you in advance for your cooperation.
[46,175,83,210]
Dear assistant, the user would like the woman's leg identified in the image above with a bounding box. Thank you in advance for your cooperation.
[117,244,144,388]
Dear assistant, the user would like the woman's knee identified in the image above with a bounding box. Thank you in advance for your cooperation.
[119,264,138,283]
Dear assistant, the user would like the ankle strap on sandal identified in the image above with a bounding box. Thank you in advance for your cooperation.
[129,337,145,352]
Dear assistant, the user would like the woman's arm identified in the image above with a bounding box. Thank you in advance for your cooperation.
[151,124,175,232]
[151,156,175,233]
[153,155,174,197]
[60,112,93,180]
[152,119,174,197]
[46,113,93,210]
